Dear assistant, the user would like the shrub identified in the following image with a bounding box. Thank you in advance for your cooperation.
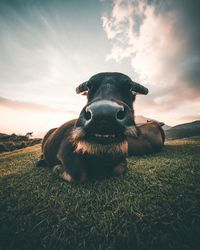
[0,143,9,153]
[5,142,15,151]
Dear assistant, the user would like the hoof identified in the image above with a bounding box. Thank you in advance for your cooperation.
[52,165,87,183]
[112,159,127,176]
[53,165,74,183]
[61,171,74,183]
[52,164,62,173]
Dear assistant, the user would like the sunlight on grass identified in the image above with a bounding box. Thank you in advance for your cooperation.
[0,145,40,177]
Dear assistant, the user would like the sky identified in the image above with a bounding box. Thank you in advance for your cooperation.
[0,0,200,136]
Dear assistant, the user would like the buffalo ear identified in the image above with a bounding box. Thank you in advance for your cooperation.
[76,81,88,95]
[130,80,149,95]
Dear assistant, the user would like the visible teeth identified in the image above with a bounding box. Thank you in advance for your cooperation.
[94,134,101,137]
[109,135,115,138]
[94,134,116,138]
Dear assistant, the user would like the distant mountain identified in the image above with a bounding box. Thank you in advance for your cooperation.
[165,120,200,140]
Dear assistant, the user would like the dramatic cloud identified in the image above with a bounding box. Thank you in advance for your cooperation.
[102,0,200,125]
[0,0,199,134]
[0,0,110,134]
[0,96,78,114]
[0,0,108,109]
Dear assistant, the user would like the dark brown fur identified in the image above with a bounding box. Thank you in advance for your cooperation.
[128,121,165,155]
[38,120,165,182]
[38,119,127,182]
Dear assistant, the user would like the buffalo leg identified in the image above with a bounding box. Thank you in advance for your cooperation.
[56,154,87,183]
[53,164,75,183]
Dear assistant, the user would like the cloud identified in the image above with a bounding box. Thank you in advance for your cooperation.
[0,96,77,114]
[102,0,200,125]
[0,0,109,108]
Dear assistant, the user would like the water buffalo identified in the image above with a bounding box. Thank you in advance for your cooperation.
[128,121,165,156]
[37,72,164,183]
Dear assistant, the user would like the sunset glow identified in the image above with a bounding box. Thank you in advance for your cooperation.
[0,0,199,136]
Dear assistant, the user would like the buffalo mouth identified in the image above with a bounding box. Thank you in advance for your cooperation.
[71,124,137,142]
[85,132,125,144]
[71,126,137,156]
[71,126,127,144]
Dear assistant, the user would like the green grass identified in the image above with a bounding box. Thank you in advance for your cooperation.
[0,138,200,250]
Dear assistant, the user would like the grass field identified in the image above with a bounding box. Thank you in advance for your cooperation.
[0,138,200,250]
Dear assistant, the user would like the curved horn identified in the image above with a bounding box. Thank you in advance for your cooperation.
[76,81,88,94]
[131,81,149,95]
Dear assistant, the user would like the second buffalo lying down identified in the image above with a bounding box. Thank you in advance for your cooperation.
[37,72,165,183]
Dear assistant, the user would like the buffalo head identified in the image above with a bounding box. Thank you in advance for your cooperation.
[71,72,148,157]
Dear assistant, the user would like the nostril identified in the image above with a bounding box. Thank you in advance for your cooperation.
[84,109,92,121]
[116,109,126,120]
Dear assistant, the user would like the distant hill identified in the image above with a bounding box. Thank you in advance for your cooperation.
[0,132,41,153]
[165,120,200,140]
